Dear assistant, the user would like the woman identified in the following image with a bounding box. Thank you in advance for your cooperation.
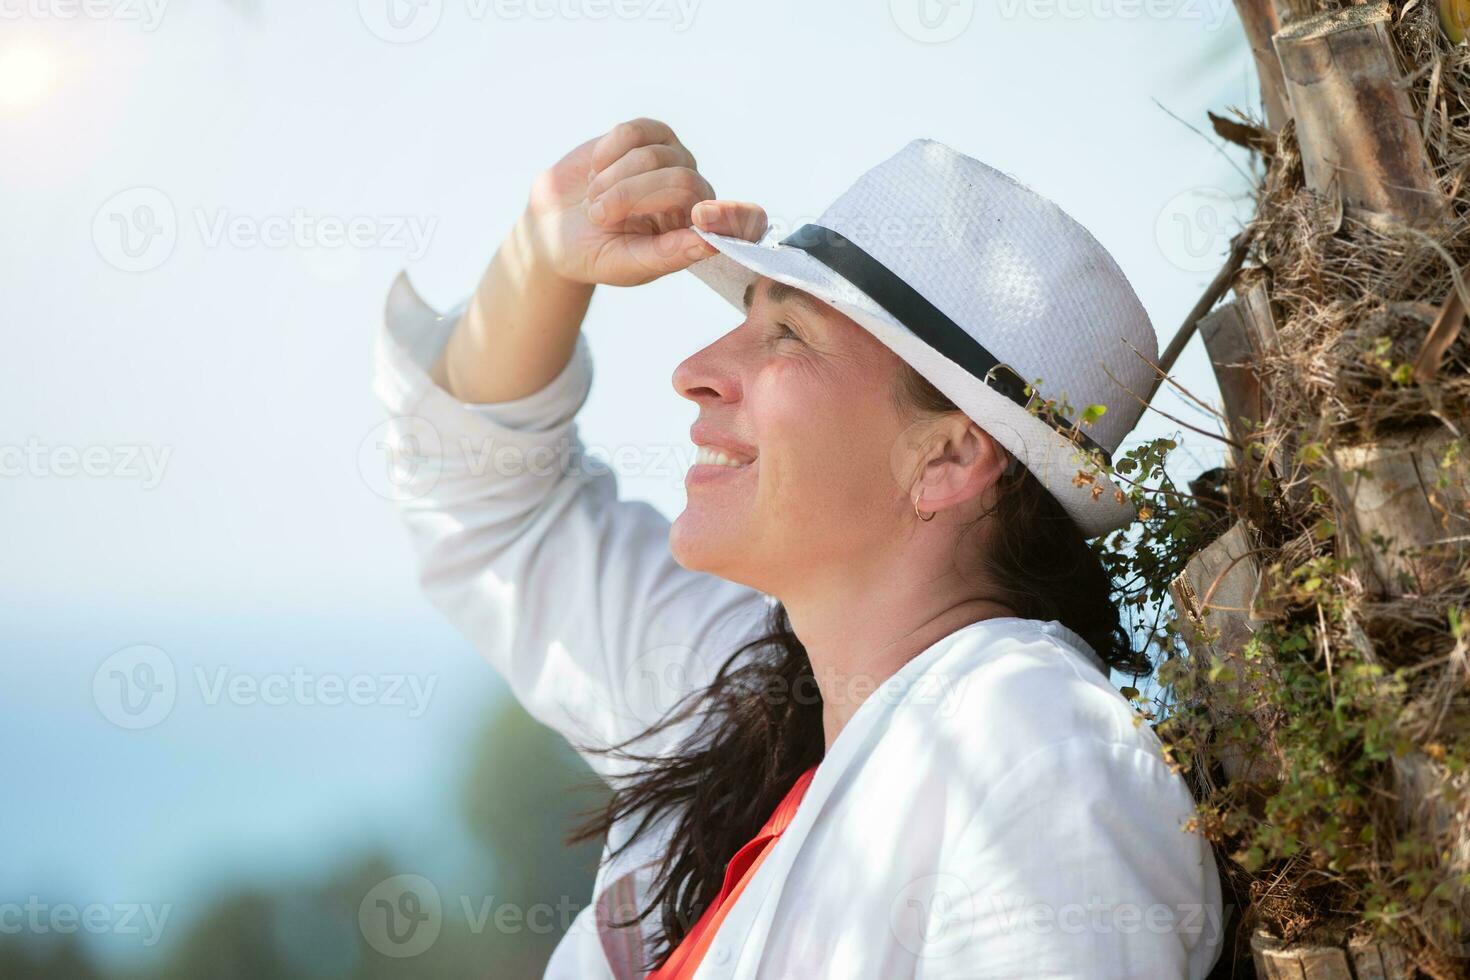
[373,118,1224,978]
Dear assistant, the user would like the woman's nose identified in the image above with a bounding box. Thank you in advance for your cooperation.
[672,333,743,406]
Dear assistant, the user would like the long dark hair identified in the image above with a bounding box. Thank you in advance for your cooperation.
[566,360,1149,971]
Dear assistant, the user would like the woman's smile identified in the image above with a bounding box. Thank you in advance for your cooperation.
[685,444,757,486]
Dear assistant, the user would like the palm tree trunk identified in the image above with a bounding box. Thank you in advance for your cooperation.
[1162,1,1470,976]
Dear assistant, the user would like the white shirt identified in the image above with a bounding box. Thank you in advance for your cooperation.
[371,273,1225,979]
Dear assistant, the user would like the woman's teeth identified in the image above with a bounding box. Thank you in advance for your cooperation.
[694,446,751,468]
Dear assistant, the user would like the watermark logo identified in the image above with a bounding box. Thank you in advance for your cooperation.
[993,0,1231,30]
[360,0,699,42]
[0,0,169,31]
[92,188,439,273]
[1155,186,1251,274]
[0,898,172,947]
[890,880,1229,957]
[358,0,444,42]
[193,209,436,259]
[889,0,975,43]
[0,438,173,488]
[359,875,442,958]
[890,873,974,957]
[92,646,439,730]
[93,187,178,274]
[358,416,444,502]
[357,876,591,954]
[194,666,437,718]
[610,640,964,730]
[93,645,177,730]
[617,643,702,733]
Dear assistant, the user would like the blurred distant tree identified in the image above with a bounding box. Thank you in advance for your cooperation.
[0,697,607,979]
[461,697,610,898]
[456,697,611,973]
[0,934,106,979]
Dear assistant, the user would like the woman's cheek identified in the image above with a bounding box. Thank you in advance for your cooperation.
[749,358,881,509]
[767,423,860,522]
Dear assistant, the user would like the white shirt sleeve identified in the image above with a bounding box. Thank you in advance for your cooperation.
[914,734,1225,980]
[371,273,769,784]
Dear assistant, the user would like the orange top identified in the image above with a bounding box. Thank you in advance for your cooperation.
[647,764,820,979]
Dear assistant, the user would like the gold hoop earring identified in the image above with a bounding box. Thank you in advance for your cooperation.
[914,492,936,522]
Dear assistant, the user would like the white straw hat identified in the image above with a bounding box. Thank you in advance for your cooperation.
[685,138,1158,538]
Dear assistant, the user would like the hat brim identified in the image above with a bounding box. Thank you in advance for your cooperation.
[685,226,1137,539]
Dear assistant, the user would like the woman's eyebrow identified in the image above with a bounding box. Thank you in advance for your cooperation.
[742,280,828,320]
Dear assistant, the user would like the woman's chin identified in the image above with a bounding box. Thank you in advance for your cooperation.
[670,508,743,575]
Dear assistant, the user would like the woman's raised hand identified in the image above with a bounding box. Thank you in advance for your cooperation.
[429,117,769,402]
[525,117,769,286]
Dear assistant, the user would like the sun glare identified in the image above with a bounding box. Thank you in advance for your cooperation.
[0,40,61,113]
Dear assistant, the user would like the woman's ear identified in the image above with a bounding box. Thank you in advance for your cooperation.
[911,420,1012,516]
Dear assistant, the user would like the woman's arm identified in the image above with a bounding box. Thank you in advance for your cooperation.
[912,736,1224,979]
[428,116,760,403]
[428,210,594,404]
[374,118,773,784]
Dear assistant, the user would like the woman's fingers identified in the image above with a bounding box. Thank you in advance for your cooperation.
[612,199,770,282]
[598,200,773,284]
[587,167,714,226]
[691,200,768,243]
[586,142,693,201]
[619,225,716,282]
[587,118,694,182]
[570,117,739,285]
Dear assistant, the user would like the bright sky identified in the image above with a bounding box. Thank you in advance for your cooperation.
[0,2,1258,965]
[1,0,1255,614]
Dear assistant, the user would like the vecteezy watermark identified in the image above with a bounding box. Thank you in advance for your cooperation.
[357,0,443,43]
[92,187,438,273]
[0,898,172,947]
[615,642,708,733]
[357,0,699,43]
[358,417,444,503]
[1154,186,1252,274]
[0,0,168,30]
[193,209,436,261]
[92,645,439,730]
[359,875,592,958]
[0,438,172,489]
[608,641,968,735]
[92,187,178,274]
[354,410,936,505]
[889,0,975,42]
[358,415,706,503]
[581,202,950,282]
[194,666,437,718]
[755,211,951,250]
[994,0,1231,30]
[93,645,177,731]
[889,877,1228,958]
[359,876,442,958]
